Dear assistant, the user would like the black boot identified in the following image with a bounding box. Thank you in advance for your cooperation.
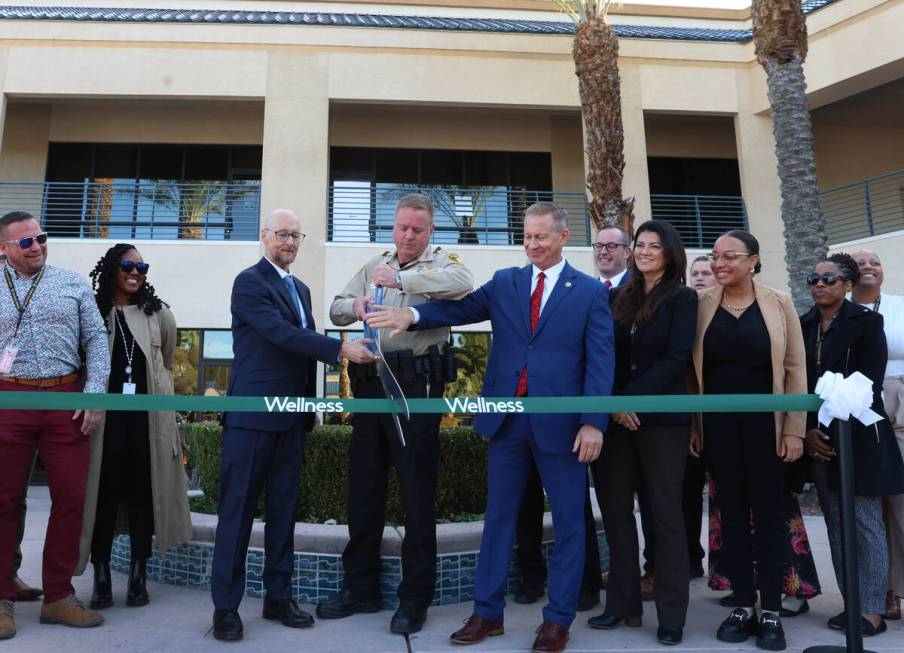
[90,562,113,609]
[126,559,149,607]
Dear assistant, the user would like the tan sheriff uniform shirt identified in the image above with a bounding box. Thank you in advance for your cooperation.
[330,246,474,355]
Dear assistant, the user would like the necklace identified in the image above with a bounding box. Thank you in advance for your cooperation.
[722,296,754,312]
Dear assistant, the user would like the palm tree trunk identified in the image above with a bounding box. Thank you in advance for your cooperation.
[754,0,826,311]
[573,19,635,235]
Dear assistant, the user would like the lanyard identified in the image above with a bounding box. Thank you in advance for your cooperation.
[4,265,45,337]
[114,309,137,383]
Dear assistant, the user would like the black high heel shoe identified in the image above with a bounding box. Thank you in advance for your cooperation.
[587,612,642,629]
[90,562,113,609]
[126,559,149,607]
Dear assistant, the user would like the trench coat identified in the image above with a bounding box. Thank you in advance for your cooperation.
[76,304,192,573]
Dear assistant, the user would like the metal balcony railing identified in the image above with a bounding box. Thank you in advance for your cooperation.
[0,180,261,241]
[650,194,748,249]
[821,170,904,245]
[328,183,592,246]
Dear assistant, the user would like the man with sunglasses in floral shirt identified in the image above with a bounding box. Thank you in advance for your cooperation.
[0,211,109,639]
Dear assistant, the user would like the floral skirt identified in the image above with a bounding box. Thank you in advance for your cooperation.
[707,478,821,599]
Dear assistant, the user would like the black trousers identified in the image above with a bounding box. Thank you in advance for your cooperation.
[515,465,601,596]
[682,454,707,570]
[91,412,154,563]
[342,374,443,609]
[594,423,691,628]
[703,412,785,611]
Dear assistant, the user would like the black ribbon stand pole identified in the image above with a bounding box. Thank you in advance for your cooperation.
[804,419,875,653]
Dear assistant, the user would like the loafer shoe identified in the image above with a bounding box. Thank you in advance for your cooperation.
[756,613,786,651]
[12,576,43,602]
[390,603,427,634]
[39,594,104,628]
[263,598,314,628]
[316,589,382,619]
[531,621,569,653]
[587,612,642,630]
[450,614,503,645]
[657,626,683,645]
[514,583,545,605]
[213,608,243,641]
[717,608,758,643]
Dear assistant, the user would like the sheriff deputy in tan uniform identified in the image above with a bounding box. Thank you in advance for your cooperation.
[318,193,474,635]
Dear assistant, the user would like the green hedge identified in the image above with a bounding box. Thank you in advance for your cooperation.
[180,422,489,524]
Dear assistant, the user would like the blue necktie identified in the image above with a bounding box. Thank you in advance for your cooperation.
[283,276,307,328]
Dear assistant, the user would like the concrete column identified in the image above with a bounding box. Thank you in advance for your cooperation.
[620,64,651,228]
[733,110,788,291]
[261,52,330,320]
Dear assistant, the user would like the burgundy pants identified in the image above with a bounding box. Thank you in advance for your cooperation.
[0,380,89,602]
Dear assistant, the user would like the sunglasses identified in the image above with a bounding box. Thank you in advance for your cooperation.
[3,232,48,249]
[806,272,844,286]
[120,260,150,275]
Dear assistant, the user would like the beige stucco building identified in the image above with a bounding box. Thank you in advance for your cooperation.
[0,0,901,392]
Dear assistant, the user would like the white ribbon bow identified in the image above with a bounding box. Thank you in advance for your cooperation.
[815,371,882,428]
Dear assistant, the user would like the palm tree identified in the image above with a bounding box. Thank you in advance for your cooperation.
[557,0,635,235]
[753,0,827,310]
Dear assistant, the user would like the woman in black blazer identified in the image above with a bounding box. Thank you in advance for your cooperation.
[588,220,697,647]
[801,253,904,637]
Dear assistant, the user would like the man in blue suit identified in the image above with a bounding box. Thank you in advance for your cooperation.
[210,209,374,641]
[367,202,614,653]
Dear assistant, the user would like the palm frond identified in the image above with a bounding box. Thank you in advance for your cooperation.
[554,0,620,25]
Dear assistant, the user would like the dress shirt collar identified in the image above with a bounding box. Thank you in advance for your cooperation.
[265,256,291,280]
[600,268,627,287]
[532,257,566,287]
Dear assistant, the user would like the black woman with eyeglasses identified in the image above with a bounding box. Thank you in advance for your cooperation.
[800,253,904,637]
[76,244,192,611]
[690,230,807,651]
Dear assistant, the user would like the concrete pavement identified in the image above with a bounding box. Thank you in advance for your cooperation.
[10,484,904,652]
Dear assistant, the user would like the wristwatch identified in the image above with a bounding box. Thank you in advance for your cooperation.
[396,272,403,290]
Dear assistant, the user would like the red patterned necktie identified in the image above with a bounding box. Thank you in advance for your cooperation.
[605,279,612,288]
[516,271,545,397]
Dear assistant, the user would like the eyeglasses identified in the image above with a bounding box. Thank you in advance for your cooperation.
[2,232,48,249]
[707,251,751,262]
[592,242,627,252]
[806,272,844,286]
[265,229,306,244]
[120,260,150,275]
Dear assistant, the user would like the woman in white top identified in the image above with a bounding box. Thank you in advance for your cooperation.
[851,249,904,620]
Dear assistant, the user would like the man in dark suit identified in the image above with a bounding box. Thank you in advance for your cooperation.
[210,209,374,641]
[367,202,614,653]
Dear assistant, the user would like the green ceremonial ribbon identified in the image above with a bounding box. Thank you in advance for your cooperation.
[0,391,822,413]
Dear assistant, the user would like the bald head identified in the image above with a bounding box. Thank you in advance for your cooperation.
[851,248,884,291]
[261,209,304,271]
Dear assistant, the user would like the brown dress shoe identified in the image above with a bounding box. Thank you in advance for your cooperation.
[640,570,656,601]
[450,614,504,645]
[0,599,15,640]
[532,621,570,653]
[39,594,105,628]
[886,591,901,620]
[12,575,43,602]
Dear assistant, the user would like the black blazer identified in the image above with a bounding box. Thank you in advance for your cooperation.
[801,300,904,497]
[611,284,698,426]
[224,257,342,434]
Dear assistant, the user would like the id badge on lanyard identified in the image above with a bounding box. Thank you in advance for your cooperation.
[0,345,18,374]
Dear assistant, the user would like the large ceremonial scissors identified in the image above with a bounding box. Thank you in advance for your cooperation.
[364,284,410,447]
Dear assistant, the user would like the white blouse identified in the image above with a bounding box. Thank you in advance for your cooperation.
[859,293,904,377]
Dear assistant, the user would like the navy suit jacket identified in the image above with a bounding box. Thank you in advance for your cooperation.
[224,257,342,433]
[414,261,615,454]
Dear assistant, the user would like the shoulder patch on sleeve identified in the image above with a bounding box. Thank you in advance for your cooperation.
[447,252,464,265]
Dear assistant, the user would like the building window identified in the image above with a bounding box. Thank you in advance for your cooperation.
[174,328,234,399]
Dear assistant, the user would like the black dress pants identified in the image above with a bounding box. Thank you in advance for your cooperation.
[703,412,785,611]
[342,374,443,609]
[682,454,707,571]
[594,423,690,628]
[91,412,154,562]
[515,465,600,595]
